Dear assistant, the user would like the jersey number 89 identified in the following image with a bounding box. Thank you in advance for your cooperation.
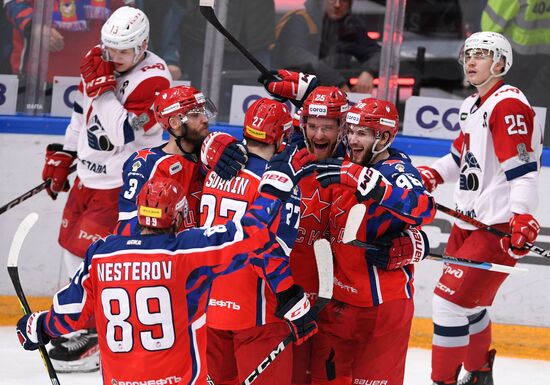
[102,286,175,353]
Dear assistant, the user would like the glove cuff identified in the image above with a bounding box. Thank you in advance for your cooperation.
[404,227,429,263]
[275,284,310,321]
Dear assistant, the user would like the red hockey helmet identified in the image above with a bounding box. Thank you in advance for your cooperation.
[345,98,399,143]
[243,98,292,144]
[301,86,349,121]
[137,177,188,230]
[153,85,217,129]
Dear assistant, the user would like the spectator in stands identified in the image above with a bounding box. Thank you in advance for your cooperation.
[4,0,129,83]
[271,0,380,93]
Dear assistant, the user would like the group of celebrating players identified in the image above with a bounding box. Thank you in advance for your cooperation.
[14,6,543,385]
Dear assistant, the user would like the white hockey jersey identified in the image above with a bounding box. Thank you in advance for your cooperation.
[63,50,172,189]
[432,82,543,230]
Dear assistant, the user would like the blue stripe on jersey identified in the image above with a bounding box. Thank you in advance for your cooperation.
[367,264,380,306]
[256,277,264,326]
[452,152,460,166]
[74,101,83,114]
[403,265,413,298]
[433,323,469,337]
[504,162,538,181]
[123,118,135,144]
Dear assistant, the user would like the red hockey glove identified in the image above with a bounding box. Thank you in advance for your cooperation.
[16,311,51,351]
[316,159,390,203]
[260,145,317,201]
[42,143,76,200]
[275,284,318,345]
[259,70,318,104]
[417,166,443,193]
[500,213,540,258]
[80,46,116,98]
[200,132,248,180]
[365,227,429,270]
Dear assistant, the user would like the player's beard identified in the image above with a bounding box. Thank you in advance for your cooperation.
[185,123,209,156]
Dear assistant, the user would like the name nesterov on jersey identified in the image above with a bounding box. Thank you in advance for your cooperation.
[97,260,172,282]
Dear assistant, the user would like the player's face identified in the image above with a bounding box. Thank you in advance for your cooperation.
[184,110,210,146]
[305,116,340,160]
[463,48,495,85]
[105,47,137,72]
[324,0,351,21]
[347,124,377,165]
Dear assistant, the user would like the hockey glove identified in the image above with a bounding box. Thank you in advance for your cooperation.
[417,166,443,193]
[275,284,318,345]
[16,311,51,351]
[365,227,429,270]
[259,70,318,104]
[80,46,116,98]
[316,159,390,203]
[42,143,76,200]
[259,144,317,201]
[500,213,540,258]
[201,132,248,180]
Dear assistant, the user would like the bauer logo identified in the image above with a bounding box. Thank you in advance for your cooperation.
[308,104,328,116]
[346,112,361,125]
[245,125,267,140]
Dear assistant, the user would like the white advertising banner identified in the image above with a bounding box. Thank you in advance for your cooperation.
[403,96,547,140]
[229,85,370,126]
[51,76,80,117]
[0,74,19,115]
[51,77,191,117]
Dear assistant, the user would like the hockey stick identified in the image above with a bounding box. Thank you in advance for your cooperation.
[239,239,333,385]
[343,204,528,274]
[198,0,301,108]
[425,254,528,274]
[0,164,77,215]
[436,203,550,259]
[7,213,61,385]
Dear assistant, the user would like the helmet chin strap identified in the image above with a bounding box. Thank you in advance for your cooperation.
[365,135,391,165]
[168,117,189,154]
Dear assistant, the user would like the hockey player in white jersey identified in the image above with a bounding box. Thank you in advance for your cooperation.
[418,32,543,385]
[40,6,171,372]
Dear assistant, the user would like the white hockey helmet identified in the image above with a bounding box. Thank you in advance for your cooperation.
[101,6,149,63]
[460,32,513,77]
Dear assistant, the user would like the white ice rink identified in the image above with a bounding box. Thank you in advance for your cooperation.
[0,327,549,385]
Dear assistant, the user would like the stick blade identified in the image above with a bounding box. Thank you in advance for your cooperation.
[7,213,39,268]
[313,239,333,300]
[343,204,366,245]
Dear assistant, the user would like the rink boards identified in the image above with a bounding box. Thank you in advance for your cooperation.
[0,130,549,360]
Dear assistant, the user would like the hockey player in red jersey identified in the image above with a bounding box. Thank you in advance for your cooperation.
[117,84,247,235]
[309,98,435,385]
[202,98,316,385]
[40,6,172,371]
[16,142,318,385]
[416,32,543,385]
[261,71,434,385]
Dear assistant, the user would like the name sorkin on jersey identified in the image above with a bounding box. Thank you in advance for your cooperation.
[97,260,172,282]
[204,173,250,196]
